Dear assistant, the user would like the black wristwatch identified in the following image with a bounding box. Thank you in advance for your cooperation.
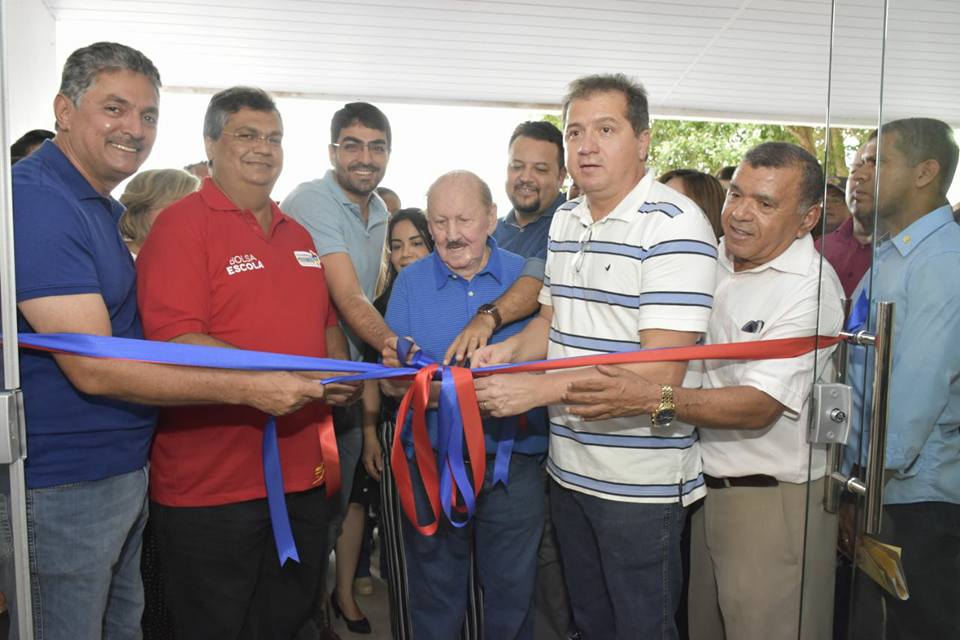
[477,303,502,330]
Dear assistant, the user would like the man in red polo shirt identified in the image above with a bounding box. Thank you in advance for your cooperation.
[136,86,360,639]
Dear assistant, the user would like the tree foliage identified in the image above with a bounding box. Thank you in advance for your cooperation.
[543,113,870,179]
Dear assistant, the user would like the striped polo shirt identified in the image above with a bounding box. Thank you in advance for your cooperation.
[540,170,718,505]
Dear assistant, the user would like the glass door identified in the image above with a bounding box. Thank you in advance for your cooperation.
[0,3,34,638]
[809,1,960,637]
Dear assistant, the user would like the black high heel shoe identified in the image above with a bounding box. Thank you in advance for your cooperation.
[330,589,371,634]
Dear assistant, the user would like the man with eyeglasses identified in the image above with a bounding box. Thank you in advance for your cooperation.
[135,86,361,638]
[282,102,394,361]
[281,101,397,628]
[8,44,341,638]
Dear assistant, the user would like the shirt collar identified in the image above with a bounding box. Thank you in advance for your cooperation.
[718,233,815,276]
[431,236,504,289]
[37,140,114,204]
[504,192,566,228]
[198,177,288,234]
[322,169,389,227]
[576,169,653,226]
[890,204,954,257]
[834,216,854,239]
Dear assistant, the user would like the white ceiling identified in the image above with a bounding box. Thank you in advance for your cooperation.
[45,0,960,126]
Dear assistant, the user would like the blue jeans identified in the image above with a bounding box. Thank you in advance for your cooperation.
[550,481,686,640]
[19,466,149,640]
[403,453,546,640]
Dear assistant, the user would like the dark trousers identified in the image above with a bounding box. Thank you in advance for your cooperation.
[533,489,574,640]
[151,486,336,640]
[403,453,546,640]
[550,481,686,640]
[850,501,960,639]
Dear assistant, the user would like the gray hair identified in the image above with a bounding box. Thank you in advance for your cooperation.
[203,86,280,140]
[59,42,161,104]
[742,142,825,212]
[562,73,649,135]
[426,170,494,210]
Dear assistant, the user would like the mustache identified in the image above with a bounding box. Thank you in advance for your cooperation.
[513,180,538,191]
[348,162,380,172]
[108,136,144,151]
[444,241,468,250]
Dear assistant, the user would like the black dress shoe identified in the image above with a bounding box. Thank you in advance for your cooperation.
[330,589,371,634]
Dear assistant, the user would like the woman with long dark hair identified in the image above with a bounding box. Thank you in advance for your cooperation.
[350,208,433,638]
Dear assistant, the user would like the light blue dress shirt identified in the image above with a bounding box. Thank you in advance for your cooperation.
[846,204,960,505]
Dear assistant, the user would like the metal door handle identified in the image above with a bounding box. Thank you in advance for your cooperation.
[824,301,894,536]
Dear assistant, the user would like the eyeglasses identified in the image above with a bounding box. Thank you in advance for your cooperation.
[222,130,283,146]
[574,225,594,273]
[331,140,389,156]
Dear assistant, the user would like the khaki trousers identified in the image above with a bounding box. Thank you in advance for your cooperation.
[688,477,837,640]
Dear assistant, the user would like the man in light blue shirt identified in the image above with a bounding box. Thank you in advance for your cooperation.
[281,102,393,359]
[846,118,960,638]
[281,102,396,629]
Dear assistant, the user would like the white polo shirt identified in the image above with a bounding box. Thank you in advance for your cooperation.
[699,235,845,483]
[541,170,718,505]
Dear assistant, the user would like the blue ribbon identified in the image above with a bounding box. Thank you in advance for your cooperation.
[846,290,869,332]
[13,330,841,537]
[16,332,383,374]
[393,336,515,523]
[437,365,477,526]
[262,418,299,565]
[13,332,382,566]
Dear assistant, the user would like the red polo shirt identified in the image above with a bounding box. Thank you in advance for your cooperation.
[814,217,872,300]
[136,179,340,507]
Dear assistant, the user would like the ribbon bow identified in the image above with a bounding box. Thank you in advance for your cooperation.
[388,337,489,535]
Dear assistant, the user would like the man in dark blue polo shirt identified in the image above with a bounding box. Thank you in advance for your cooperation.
[492,120,572,640]
[442,121,566,367]
[494,120,567,263]
[6,42,328,638]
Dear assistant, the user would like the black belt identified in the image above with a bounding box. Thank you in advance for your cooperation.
[704,474,778,489]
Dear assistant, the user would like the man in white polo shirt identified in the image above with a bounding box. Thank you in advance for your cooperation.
[474,73,718,639]
[564,142,845,640]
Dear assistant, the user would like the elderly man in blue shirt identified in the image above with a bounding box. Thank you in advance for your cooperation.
[846,117,960,638]
[385,170,547,640]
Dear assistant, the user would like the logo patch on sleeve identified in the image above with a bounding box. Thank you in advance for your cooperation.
[294,250,323,269]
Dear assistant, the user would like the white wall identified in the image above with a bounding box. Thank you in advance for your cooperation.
[5,0,57,138]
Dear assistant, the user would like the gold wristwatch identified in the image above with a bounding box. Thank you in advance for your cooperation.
[651,384,676,427]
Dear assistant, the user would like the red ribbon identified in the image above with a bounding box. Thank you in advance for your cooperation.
[317,416,340,495]
[391,334,842,536]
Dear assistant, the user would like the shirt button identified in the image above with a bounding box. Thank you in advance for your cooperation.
[468,291,475,297]
[902,235,912,244]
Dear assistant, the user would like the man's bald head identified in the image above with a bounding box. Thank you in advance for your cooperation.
[426,171,497,279]
[427,170,494,209]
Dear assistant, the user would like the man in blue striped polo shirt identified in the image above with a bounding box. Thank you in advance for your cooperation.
[475,74,718,639]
